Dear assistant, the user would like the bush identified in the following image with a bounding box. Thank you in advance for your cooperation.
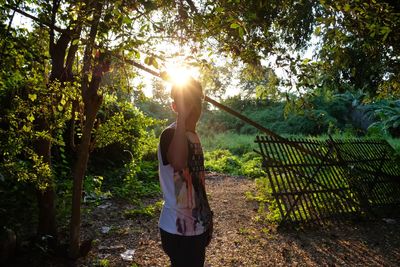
[205,150,242,174]
[112,160,160,202]
[204,149,265,178]
[240,152,265,178]
[90,94,160,172]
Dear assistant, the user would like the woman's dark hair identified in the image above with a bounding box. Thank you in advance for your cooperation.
[170,77,204,102]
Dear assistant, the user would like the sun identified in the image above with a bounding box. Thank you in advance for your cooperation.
[164,62,200,86]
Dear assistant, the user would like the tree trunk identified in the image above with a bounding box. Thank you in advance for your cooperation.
[68,117,96,258]
[36,188,57,237]
[69,65,104,258]
[35,0,86,241]
[68,1,104,257]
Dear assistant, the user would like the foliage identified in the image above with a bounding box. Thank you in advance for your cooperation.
[97,258,110,267]
[112,160,160,202]
[0,70,78,191]
[161,0,399,99]
[204,149,241,174]
[316,0,400,97]
[387,138,400,155]
[0,26,53,189]
[366,99,400,137]
[134,94,173,137]
[92,93,159,162]
[245,177,279,223]
[83,175,112,204]
[205,150,264,179]
[189,0,315,64]
[0,179,38,235]
[200,94,344,137]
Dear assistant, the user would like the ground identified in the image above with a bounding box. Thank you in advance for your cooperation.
[8,172,400,266]
[75,172,400,267]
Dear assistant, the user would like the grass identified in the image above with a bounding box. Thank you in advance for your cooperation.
[201,131,400,180]
[201,132,257,155]
[202,132,400,155]
[201,131,399,224]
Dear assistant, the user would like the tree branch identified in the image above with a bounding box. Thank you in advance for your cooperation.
[186,0,198,14]
[81,1,103,104]
[0,0,22,58]
[3,3,68,34]
[113,53,161,78]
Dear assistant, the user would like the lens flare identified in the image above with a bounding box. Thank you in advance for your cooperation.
[165,63,199,86]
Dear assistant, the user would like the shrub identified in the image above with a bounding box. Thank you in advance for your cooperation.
[205,149,242,174]
[112,160,160,202]
[204,149,265,178]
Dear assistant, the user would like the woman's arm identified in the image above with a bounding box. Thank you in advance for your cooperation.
[167,91,191,171]
[167,115,188,171]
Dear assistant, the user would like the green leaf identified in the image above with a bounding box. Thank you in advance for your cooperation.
[381,26,391,42]
[144,57,158,69]
[151,58,159,69]
[314,26,321,35]
[28,94,37,101]
[344,4,351,12]
[27,114,35,122]
[122,16,132,25]
[230,23,240,29]
[140,24,149,32]
[370,31,376,38]
[22,125,31,132]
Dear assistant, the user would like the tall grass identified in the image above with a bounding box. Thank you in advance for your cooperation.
[201,132,256,155]
[201,132,399,177]
[202,132,400,155]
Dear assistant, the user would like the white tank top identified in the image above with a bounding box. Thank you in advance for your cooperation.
[157,123,212,236]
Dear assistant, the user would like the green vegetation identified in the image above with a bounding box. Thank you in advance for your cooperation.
[198,97,400,224]
[201,132,256,154]
[387,138,400,156]
[204,150,264,179]
[97,259,110,267]
[0,0,399,262]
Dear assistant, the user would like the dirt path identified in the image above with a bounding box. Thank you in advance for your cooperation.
[77,172,400,267]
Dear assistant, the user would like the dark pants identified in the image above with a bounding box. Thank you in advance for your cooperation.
[160,228,208,267]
